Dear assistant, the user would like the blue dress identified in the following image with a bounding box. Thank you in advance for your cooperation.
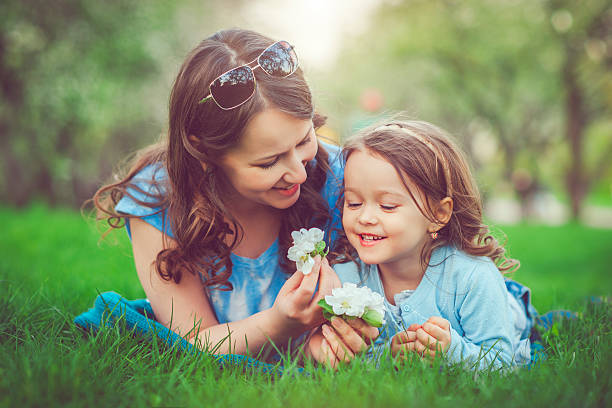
[115,142,344,324]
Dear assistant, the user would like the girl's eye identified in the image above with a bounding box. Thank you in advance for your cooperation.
[380,204,397,211]
[346,202,362,208]
[257,157,280,169]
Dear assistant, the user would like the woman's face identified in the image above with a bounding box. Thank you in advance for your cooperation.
[219,108,318,211]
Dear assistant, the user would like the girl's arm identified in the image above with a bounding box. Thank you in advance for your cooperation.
[390,265,517,369]
[430,264,517,369]
[130,218,337,355]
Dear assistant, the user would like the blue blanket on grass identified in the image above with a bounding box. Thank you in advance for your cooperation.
[74,292,283,374]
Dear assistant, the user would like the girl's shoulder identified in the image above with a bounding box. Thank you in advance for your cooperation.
[332,259,379,288]
[432,246,503,289]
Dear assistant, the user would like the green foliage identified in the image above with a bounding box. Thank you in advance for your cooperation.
[0,1,188,206]
[0,206,610,407]
[316,0,612,215]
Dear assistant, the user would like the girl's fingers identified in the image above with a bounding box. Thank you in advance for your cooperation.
[415,328,439,351]
[393,340,417,358]
[407,323,422,331]
[392,330,417,346]
[426,316,450,331]
[423,322,448,342]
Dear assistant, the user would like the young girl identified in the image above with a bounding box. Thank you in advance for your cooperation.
[308,120,536,369]
[93,29,344,357]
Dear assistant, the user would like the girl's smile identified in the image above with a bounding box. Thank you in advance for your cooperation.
[357,233,387,247]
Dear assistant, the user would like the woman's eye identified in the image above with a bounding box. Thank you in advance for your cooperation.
[380,204,397,211]
[257,157,279,169]
[297,134,311,147]
[346,202,362,208]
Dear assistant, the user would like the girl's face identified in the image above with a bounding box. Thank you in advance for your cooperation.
[219,108,318,211]
[342,149,433,267]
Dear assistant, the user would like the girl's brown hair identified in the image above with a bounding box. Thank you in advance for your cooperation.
[331,119,518,273]
[92,29,332,290]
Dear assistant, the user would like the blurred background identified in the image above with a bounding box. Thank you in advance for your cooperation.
[1,0,611,227]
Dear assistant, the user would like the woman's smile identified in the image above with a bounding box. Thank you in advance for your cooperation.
[273,184,300,197]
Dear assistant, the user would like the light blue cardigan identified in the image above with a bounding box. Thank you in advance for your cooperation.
[333,246,532,369]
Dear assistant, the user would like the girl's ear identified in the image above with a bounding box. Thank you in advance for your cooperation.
[432,197,453,228]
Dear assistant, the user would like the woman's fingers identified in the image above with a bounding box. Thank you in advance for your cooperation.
[329,317,370,354]
[295,255,322,300]
[320,337,339,369]
[344,317,379,344]
[313,257,340,302]
[321,324,354,363]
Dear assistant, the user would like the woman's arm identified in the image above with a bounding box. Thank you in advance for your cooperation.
[130,218,336,355]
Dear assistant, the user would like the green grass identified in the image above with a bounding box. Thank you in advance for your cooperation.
[1,205,610,407]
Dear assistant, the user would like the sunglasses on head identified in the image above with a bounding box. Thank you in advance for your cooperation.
[198,40,299,110]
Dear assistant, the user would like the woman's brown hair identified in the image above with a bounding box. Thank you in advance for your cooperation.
[331,119,519,273]
[92,29,333,290]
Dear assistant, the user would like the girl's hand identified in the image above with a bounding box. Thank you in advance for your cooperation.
[418,316,451,357]
[317,316,379,367]
[272,256,340,333]
[391,318,451,359]
[390,323,420,358]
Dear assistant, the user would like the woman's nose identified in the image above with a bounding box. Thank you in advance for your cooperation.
[283,152,307,185]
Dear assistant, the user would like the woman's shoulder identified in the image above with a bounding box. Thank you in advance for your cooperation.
[320,140,343,171]
[115,162,172,237]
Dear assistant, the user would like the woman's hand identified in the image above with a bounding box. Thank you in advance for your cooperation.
[391,317,451,360]
[308,316,379,368]
[272,256,340,333]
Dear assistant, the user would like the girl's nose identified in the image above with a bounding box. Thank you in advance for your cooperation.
[358,204,378,225]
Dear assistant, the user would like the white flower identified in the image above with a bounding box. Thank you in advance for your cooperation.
[325,283,367,316]
[322,282,387,327]
[287,227,328,275]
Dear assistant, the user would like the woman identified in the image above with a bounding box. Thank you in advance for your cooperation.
[94,29,360,356]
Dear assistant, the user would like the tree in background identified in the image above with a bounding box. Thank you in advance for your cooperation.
[318,0,611,220]
[546,0,612,219]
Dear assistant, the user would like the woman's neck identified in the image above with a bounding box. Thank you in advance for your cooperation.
[377,251,428,305]
[225,199,283,259]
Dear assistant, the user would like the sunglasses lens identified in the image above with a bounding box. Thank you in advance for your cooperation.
[210,66,255,109]
[258,41,298,77]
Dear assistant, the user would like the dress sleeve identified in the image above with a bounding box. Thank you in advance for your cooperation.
[319,141,344,248]
[115,163,173,239]
[445,262,517,369]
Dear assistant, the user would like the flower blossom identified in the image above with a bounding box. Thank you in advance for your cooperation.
[287,227,328,275]
[319,282,386,327]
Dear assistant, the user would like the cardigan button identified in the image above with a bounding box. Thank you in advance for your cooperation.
[402,305,410,312]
